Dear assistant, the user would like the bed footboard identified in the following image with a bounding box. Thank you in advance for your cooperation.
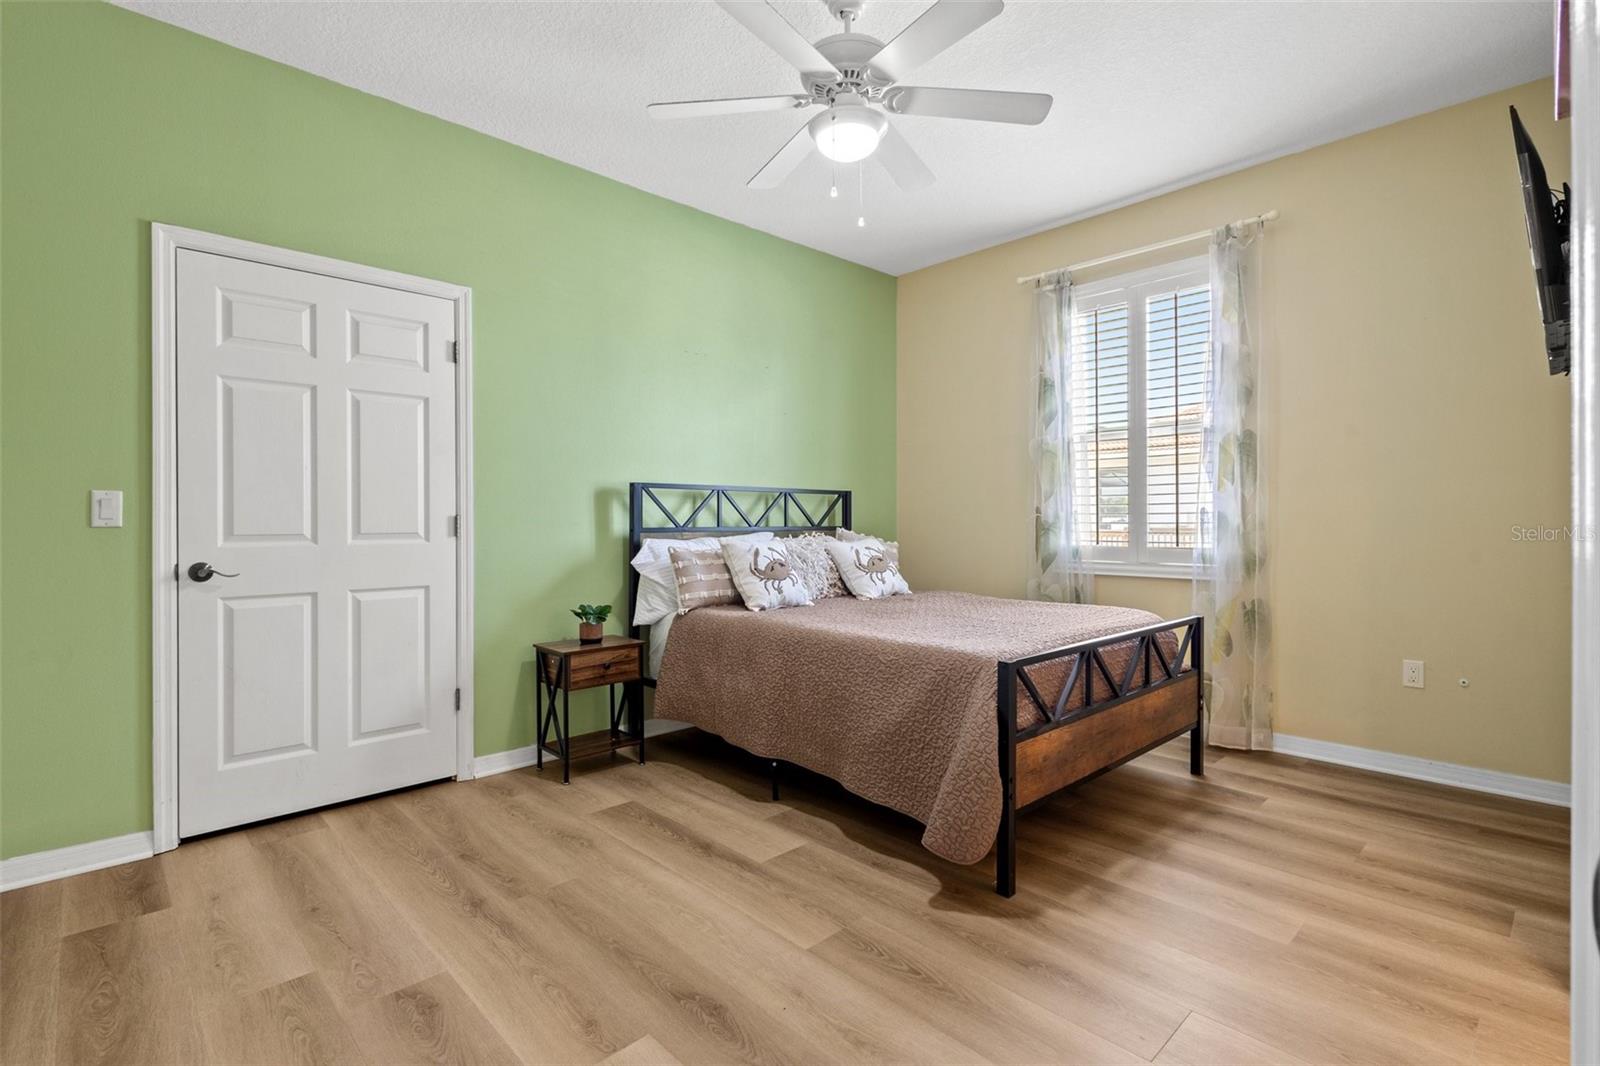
[995,615,1204,897]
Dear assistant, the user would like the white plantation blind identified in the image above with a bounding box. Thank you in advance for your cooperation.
[1145,284,1211,549]
[1069,302,1131,548]
[1068,260,1211,567]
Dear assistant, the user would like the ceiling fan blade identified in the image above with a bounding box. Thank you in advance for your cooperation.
[875,124,935,191]
[885,86,1052,125]
[648,94,813,119]
[866,0,1003,84]
[748,123,814,188]
[716,1,839,76]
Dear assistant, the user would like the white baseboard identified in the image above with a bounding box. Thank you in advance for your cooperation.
[1270,734,1570,807]
[0,830,156,893]
[471,719,693,779]
[472,743,540,778]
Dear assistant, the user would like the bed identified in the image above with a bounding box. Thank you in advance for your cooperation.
[628,481,1204,897]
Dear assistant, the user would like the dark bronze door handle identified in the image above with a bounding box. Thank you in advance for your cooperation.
[187,562,239,582]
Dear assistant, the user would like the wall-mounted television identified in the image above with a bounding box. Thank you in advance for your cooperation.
[1510,105,1570,376]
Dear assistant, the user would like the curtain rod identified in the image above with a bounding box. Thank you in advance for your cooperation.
[1015,209,1280,286]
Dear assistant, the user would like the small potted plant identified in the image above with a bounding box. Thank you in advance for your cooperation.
[571,603,611,644]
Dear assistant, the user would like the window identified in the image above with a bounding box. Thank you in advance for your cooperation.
[1069,258,1211,574]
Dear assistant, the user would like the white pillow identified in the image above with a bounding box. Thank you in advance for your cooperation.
[631,532,773,625]
[721,539,813,611]
[836,528,899,565]
[826,536,911,599]
[785,533,847,601]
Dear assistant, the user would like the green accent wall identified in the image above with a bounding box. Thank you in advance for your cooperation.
[0,2,896,859]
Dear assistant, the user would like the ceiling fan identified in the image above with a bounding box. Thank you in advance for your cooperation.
[647,0,1052,192]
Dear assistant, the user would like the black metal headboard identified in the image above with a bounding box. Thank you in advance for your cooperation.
[628,482,852,637]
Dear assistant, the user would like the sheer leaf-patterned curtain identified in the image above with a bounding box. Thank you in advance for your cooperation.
[1030,273,1095,604]
[1194,221,1273,749]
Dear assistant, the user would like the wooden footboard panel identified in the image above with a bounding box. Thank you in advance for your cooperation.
[1015,673,1199,807]
[995,614,1203,897]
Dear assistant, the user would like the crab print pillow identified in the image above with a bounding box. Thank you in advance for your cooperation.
[720,539,814,611]
[825,536,911,600]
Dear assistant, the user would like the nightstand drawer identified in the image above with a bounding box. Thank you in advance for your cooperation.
[545,644,641,690]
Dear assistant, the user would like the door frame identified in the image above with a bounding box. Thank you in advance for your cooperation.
[1572,0,1600,1056]
[149,223,476,854]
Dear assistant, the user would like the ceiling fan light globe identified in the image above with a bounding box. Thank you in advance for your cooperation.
[809,104,886,163]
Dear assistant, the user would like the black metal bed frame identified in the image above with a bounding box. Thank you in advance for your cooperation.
[627,482,852,650]
[627,481,1203,897]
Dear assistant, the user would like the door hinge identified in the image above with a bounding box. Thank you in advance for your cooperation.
[447,340,459,364]
[450,514,461,537]
[454,688,462,712]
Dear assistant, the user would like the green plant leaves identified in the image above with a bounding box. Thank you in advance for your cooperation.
[571,603,613,624]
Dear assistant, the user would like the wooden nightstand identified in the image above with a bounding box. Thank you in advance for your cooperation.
[532,635,645,784]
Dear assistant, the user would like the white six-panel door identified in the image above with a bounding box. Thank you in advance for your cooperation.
[176,249,458,836]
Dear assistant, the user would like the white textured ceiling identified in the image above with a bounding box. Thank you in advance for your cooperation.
[119,0,1552,275]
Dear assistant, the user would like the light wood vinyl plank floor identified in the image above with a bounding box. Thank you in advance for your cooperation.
[0,733,1570,1065]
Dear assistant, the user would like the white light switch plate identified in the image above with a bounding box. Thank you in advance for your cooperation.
[90,490,122,528]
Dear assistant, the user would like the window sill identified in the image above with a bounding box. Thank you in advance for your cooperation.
[1087,561,1197,581]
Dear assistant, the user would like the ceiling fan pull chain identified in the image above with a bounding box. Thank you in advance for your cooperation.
[858,161,866,227]
[831,160,839,199]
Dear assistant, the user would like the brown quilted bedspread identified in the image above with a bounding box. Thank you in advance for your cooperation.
[652,591,1167,865]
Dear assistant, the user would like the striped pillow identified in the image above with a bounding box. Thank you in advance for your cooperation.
[668,546,742,613]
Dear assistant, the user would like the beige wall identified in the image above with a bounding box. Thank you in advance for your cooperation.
[898,79,1572,782]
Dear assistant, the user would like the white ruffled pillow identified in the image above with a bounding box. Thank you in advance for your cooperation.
[826,536,911,599]
[721,539,813,611]
[784,533,847,601]
[630,532,774,625]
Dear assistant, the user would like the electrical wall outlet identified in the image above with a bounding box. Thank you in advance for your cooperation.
[1402,659,1425,689]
